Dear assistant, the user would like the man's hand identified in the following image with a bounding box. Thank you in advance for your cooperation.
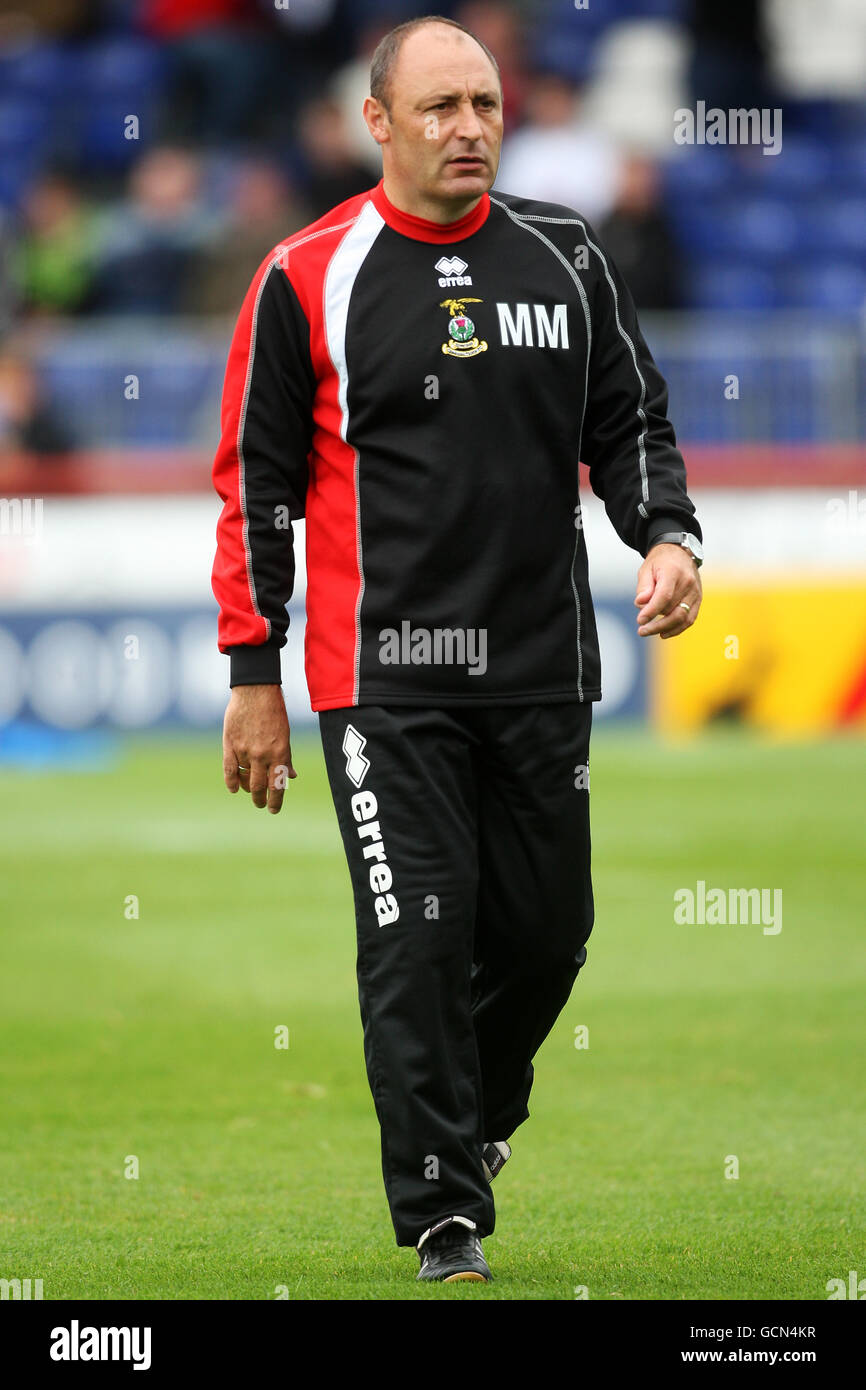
[634,542,702,639]
[222,684,296,814]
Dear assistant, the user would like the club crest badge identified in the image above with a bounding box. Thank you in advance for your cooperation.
[440,297,488,358]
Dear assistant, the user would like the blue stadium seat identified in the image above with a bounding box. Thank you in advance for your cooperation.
[39,342,226,447]
[0,100,50,204]
[736,199,813,260]
[38,355,115,446]
[77,39,164,97]
[0,98,51,155]
[669,201,736,255]
[127,358,224,445]
[660,356,742,443]
[828,138,866,190]
[530,0,619,80]
[0,157,35,208]
[634,0,684,15]
[689,264,779,311]
[663,149,740,201]
[657,331,829,443]
[0,42,83,99]
[672,198,820,262]
[79,98,161,170]
[675,198,834,274]
[750,358,825,440]
[691,201,823,267]
[747,137,829,198]
[812,199,866,262]
[782,262,866,314]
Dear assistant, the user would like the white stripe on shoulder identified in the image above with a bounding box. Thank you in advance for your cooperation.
[322,198,387,703]
[236,204,376,642]
[235,217,368,631]
[272,213,366,268]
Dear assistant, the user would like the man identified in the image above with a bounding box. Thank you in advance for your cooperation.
[212,15,702,1285]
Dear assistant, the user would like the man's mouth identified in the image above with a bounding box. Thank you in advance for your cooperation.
[448,156,485,168]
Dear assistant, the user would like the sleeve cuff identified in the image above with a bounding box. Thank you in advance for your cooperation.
[643,514,700,556]
[228,644,282,686]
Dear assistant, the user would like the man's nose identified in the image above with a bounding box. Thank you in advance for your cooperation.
[454,99,483,140]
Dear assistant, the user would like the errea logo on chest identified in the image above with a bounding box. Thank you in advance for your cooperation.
[435,255,473,286]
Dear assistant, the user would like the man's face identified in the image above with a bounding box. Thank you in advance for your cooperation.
[371,26,503,207]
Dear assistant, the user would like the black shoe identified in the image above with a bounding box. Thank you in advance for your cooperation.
[415,1215,493,1283]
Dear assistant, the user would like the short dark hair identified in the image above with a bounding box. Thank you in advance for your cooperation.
[369,15,502,117]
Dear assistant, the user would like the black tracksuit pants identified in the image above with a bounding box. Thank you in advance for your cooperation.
[318,701,594,1247]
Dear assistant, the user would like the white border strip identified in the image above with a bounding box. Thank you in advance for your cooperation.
[322,200,386,702]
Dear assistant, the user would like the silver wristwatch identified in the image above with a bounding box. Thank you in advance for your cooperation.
[649,531,703,568]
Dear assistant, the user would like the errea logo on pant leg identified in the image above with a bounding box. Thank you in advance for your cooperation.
[342,723,370,787]
[341,724,400,927]
[351,789,399,927]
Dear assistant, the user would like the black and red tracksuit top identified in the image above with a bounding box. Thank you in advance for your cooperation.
[211,177,700,711]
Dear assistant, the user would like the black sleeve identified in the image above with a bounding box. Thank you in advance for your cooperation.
[578,223,701,556]
[211,255,315,687]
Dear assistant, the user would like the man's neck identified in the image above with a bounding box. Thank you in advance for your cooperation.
[381,174,482,226]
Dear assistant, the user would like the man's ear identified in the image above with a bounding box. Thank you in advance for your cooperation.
[363,96,391,147]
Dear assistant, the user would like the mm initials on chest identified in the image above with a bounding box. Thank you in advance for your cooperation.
[496,302,570,348]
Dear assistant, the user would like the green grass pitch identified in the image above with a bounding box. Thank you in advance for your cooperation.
[0,725,862,1301]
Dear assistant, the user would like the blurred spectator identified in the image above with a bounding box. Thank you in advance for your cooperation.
[90,146,219,314]
[0,346,76,458]
[329,17,396,176]
[764,0,866,106]
[0,0,102,41]
[0,211,16,336]
[12,172,98,318]
[268,0,363,122]
[183,159,313,315]
[529,0,620,87]
[598,154,680,311]
[296,97,377,219]
[137,0,274,144]
[494,68,622,223]
[686,0,772,112]
[137,0,375,145]
[454,0,528,132]
[585,19,689,156]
